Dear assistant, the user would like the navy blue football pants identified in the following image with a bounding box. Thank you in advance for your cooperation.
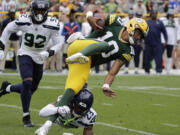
[10,55,43,113]
[144,44,164,73]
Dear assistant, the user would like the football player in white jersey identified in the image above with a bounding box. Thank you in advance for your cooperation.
[0,0,63,127]
[35,88,96,135]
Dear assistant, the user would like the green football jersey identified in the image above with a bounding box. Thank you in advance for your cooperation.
[88,15,134,67]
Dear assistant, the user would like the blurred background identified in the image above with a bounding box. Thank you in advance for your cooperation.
[1,0,180,75]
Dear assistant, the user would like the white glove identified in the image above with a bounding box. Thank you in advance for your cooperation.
[57,105,70,117]
[40,51,49,61]
[0,50,4,60]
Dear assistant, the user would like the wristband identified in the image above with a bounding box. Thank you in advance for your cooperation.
[102,83,110,89]
[86,11,93,19]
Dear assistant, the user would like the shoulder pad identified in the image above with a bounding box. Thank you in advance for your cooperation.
[15,14,32,26]
[43,17,60,30]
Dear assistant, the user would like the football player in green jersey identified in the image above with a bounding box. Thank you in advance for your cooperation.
[39,7,149,133]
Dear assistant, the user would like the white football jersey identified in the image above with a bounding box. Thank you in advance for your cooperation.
[55,96,97,128]
[160,17,178,45]
[0,14,62,64]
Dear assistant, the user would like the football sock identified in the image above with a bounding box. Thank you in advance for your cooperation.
[6,85,11,92]
[10,83,23,93]
[23,112,30,117]
[21,80,32,113]
[80,41,110,56]
[49,88,75,122]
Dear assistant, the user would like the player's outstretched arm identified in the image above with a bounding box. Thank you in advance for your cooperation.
[83,126,94,135]
[102,59,124,97]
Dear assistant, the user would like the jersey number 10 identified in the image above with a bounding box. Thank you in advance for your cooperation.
[100,31,119,58]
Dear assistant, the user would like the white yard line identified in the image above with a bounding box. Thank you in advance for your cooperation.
[96,122,158,135]
[118,88,180,98]
[152,104,166,107]
[0,103,39,112]
[161,123,180,128]
[128,91,180,97]
[102,103,113,106]
[117,86,180,91]
[39,86,63,90]
[0,103,158,135]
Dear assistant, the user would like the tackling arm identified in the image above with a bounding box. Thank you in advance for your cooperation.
[102,59,124,97]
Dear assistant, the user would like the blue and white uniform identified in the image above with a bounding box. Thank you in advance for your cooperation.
[55,96,97,128]
[0,14,63,64]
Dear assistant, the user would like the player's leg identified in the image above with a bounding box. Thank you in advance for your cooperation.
[154,45,163,74]
[18,55,34,127]
[0,55,34,126]
[134,45,142,74]
[31,62,43,94]
[144,45,153,74]
[0,40,10,72]
[49,40,93,122]
[0,56,25,96]
[66,40,109,64]
[12,40,20,72]
[166,45,174,74]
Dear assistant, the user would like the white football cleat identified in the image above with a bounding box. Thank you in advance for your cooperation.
[35,127,48,135]
[66,53,89,64]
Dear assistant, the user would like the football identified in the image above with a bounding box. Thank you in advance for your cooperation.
[94,13,105,28]
[96,19,105,28]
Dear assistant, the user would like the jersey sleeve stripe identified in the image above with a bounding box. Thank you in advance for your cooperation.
[122,53,131,62]
[42,25,60,30]
[109,15,112,25]
[128,54,132,60]
[15,22,31,26]
[109,15,116,25]
[112,15,116,24]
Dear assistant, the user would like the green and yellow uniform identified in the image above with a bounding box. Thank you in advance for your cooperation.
[65,15,134,94]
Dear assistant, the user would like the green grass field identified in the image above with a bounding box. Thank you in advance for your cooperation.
[0,74,180,135]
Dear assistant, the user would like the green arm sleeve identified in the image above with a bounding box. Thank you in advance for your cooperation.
[80,41,111,56]
[48,89,75,122]
[87,31,102,38]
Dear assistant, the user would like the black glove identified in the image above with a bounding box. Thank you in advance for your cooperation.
[0,40,5,50]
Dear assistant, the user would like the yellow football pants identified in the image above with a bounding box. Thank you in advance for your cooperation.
[65,39,99,94]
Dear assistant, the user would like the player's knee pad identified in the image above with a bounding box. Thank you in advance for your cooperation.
[23,80,33,91]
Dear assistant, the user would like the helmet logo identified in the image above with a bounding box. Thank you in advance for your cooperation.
[38,4,45,8]
[79,102,87,108]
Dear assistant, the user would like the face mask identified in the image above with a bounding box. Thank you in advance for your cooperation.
[35,14,43,22]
